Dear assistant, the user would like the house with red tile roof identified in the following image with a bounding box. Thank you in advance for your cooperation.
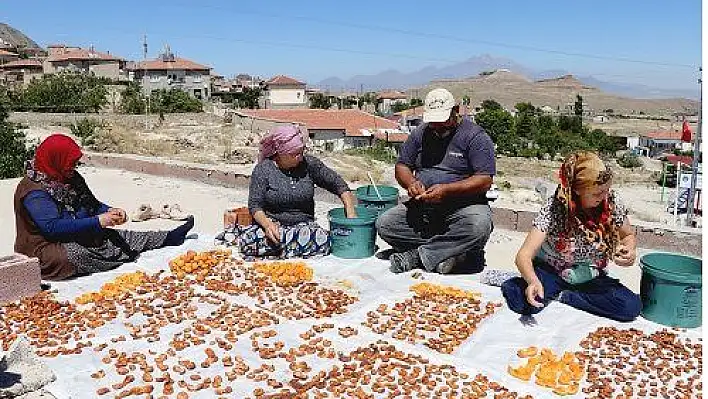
[377,90,407,114]
[265,75,307,109]
[235,109,405,151]
[0,59,43,88]
[44,45,125,80]
[639,130,694,157]
[0,49,18,64]
[127,46,211,100]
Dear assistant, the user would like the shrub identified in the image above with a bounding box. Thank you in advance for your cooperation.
[617,152,643,168]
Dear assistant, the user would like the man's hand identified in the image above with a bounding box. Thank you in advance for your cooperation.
[108,208,127,225]
[416,184,447,203]
[525,280,545,308]
[406,180,426,199]
[613,245,636,267]
[264,220,281,246]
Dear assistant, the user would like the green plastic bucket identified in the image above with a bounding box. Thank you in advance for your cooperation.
[355,185,399,217]
[328,206,378,259]
[640,253,702,328]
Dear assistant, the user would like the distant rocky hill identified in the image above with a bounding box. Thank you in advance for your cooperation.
[414,71,698,116]
[0,23,42,50]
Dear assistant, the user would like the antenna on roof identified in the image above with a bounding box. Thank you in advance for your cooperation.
[142,34,148,60]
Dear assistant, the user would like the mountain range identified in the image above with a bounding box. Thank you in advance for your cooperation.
[316,54,698,100]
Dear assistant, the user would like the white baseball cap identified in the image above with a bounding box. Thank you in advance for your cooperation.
[423,88,456,123]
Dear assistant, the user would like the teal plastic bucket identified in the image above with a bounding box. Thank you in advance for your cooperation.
[640,253,702,328]
[355,185,399,217]
[328,206,378,259]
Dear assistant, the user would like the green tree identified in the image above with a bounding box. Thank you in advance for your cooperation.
[18,72,108,112]
[410,98,423,107]
[515,102,536,116]
[0,96,34,178]
[150,89,203,113]
[234,87,262,109]
[119,83,147,114]
[475,106,517,154]
[574,94,584,117]
[481,99,502,111]
[309,93,331,109]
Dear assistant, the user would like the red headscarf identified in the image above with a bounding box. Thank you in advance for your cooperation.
[34,134,83,182]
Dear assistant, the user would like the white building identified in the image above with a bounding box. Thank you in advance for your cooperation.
[129,48,211,100]
[265,75,307,109]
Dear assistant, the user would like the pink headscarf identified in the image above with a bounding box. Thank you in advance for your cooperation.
[258,125,305,162]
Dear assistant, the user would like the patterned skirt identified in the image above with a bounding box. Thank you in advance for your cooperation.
[216,222,330,260]
[65,229,169,276]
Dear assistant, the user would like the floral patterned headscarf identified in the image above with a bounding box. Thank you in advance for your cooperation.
[555,151,619,256]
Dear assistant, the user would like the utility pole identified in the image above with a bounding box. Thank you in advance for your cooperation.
[143,34,149,130]
[685,66,702,227]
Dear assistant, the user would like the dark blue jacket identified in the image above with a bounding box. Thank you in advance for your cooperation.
[22,173,110,242]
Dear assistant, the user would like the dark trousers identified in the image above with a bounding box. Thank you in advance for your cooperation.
[501,260,642,322]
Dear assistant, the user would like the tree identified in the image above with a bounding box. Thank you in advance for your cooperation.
[475,106,516,154]
[462,95,471,106]
[515,102,536,116]
[0,94,34,178]
[18,72,108,112]
[309,93,331,109]
[481,99,502,111]
[150,89,203,113]
[410,98,423,107]
[234,87,262,109]
[119,83,147,114]
[574,94,584,117]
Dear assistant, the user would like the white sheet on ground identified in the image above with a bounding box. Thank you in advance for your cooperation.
[34,232,701,399]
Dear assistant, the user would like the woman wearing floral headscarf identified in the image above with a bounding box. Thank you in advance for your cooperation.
[14,134,194,280]
[225,124,357,259]
[501,151,641,321]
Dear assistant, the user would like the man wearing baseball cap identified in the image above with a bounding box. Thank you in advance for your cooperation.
[376,88,496,274]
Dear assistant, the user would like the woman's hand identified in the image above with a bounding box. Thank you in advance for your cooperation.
[108,208,127,225]
[98,212,123,228]
[525,280,545,308]
[340,191,358,219]
[614,244,636,267]
[264,220,281,245]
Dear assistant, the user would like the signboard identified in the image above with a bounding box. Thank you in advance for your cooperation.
[679,172,702,190]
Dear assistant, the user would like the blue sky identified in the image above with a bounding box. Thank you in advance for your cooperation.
[2,1,702,90]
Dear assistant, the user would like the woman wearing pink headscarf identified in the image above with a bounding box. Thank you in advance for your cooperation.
[221,125,356,259]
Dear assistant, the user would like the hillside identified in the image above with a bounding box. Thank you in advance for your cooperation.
[418,70,698,115]
[0,22,41,50]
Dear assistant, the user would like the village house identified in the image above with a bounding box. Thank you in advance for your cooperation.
[0,49,19,64]
[44,44,125,80]
[377,91,407,114]
[264,75,307,109]
[128,47,211,100]
[638,130,694,157]
[0,59,43,89]
[234,109,405,152]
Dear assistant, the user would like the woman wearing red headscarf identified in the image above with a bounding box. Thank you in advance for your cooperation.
[14,134,193,280]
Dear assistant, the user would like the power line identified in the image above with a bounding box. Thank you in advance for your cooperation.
[169,3,696,70]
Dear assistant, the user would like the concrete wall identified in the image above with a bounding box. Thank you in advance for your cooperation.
[267,87,306,108]
[79,151,702,257]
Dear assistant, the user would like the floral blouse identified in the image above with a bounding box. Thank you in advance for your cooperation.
[533,191,628,284]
